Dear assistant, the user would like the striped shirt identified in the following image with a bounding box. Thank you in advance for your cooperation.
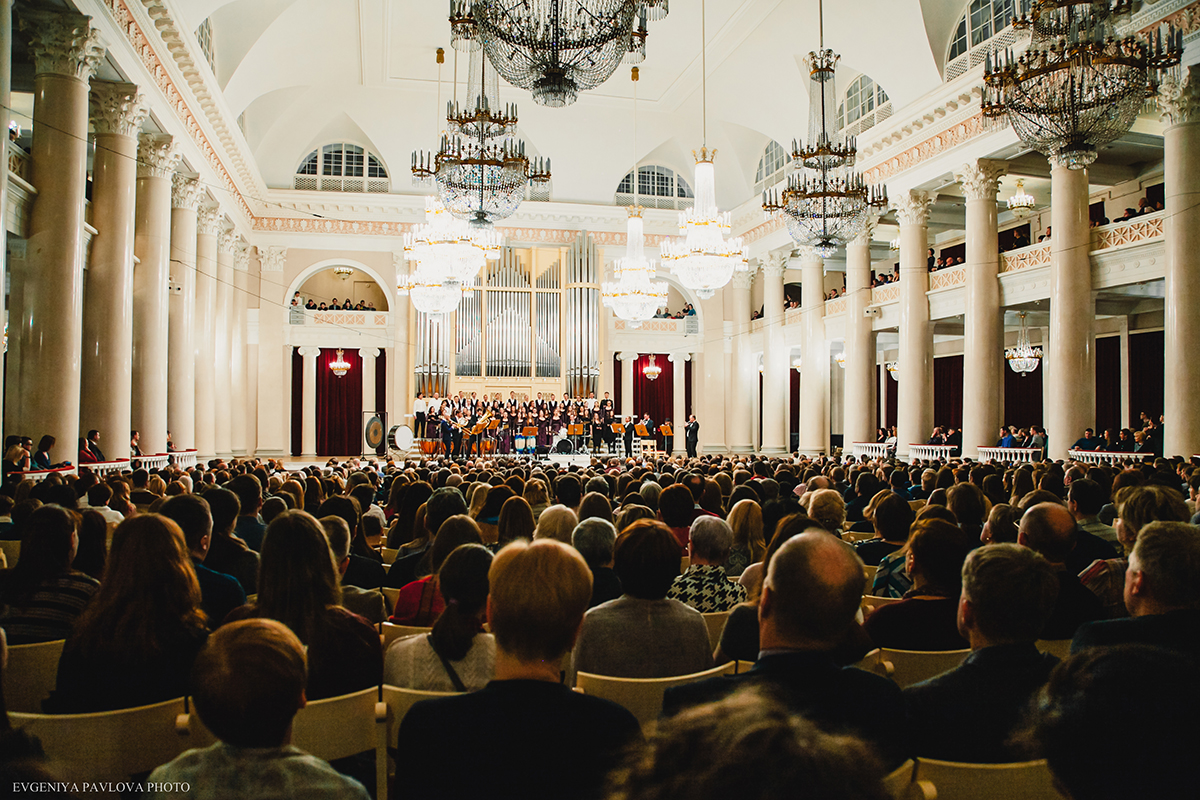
[0,573,100,644]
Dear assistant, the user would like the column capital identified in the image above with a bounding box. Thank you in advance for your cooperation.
[258,245,288,272]
[616,351,640,362]
[1158,64,1200,127]
[298,347,321,358]
[171,174,203,211]
[362,348,381,359]
[197,205,222,236]
[761,251,788,277]
[89,81,147,138]
[955,159,1008,201]
[796,246,824,265]
[19,6,104,81]
[893,190,933,227]
[137,133,180,179]
[730,269,753,290]
[667,352,691,363]
[234,242,251,272]
[218,230,239,255]
[851,215,879,246]
[393,251,408,276]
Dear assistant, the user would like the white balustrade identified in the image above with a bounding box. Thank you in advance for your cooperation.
[87,459,130,476]
[1067,450,1137,466]
[850,442,889,459]
[135,453,171,471]
[976,447,1042,464]
[908,444,956,462]
[16,465,78,480]
[171,450,198,468]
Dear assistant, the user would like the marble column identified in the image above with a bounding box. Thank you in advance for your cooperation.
[390,252,411,435]
[168,174,201,451]
[895,191,933,460]
[299,347,319,458]
[727,267,754,453]
[1047,163,1094,460]
[362,348,379,415]
[194,206,220,460]
[843,223,877,448]
[669,353,689,454]
[760,253,787,454]
[10,8,102,453]
[256,245,288,457]
[799,247,827,456]
[955,160,1007,460]
[700,294,727,454]
[231,244,249,455]
[213,231,235,458]
[618,352,637,417]
[81,81,145,456]
[131,133,179,457]
[1159,66,1200,458]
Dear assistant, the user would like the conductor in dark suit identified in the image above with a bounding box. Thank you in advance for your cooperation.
[685,415,700,458]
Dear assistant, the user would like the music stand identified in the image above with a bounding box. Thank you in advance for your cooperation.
[634,424,649,438]
[659,424,673,437]
[522,426,540,461]
[610,423,625,434]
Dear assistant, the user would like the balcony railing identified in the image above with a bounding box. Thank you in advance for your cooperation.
[908,444,957,461]
[290,310,390,327]
[977,446,1042,464]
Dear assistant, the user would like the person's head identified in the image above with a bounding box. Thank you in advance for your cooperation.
[497,495,536,546]
[947,483,986,531]
[555,475,583,509]
[1019,645,1198,800]
[1114,485,1189,553]
[958,543,1059,646]
[425,486,469,536]
[319,514,353,573]
[428,515,485,575]
[981,503,1020,545]
[487,539,592,663]
[226,474,263,516]
[688,516,733,565]
[523,479,550,509]
[257,510,340,644]
[1066,478,1105,520]
[805,489,846,533]
[431,543,494,661]
[1124,521,1200,617]
[872,492,915,542]
[572,518,618,572]
[533,504,578,544]
[761,531,865,647]
[906,519,971,591]
[2,505,78,604]
[1018,502,1079,564]
[578,491,614,524]
[191,618,307,749]
[316,495,361,539]
[204,486,240,536]
[35,435,54,454]
[160,494,214,558]
[614,519,683,600]
[657,484,694,528]
[605,687,891,800]
[726,498,764,556]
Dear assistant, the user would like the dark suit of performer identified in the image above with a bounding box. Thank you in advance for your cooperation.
[685,416,699,458]
[662,419,674,455]
[440,415,454,456]
[591,414,604,453]
[622,418,634,457]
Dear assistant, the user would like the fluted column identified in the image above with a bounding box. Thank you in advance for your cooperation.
[81,81,144,453]
[131,133,179,457]
[895,191,933,460]
[700,294,727,454]
[213,231,235,458]
[843,222,877,448]
[231,244,249,455]
[1047,162,1094,460]
[1160,66,1200,458]
[760,254,787,454]
[363,348,379,416]
[257,245,288,456]
[799,247,827,456]
[669,353,689,454]
[9,8,103,453]
[168,174,201,451]
[390,252,410,435]
[299,347,319,458]
[194,206,220,460]
[956,160,1007,460]
[728,267,754,453]
[617,352,637,417]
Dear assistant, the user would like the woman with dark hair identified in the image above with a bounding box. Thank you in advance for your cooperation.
[389,515,484,626]
[31,436,58,471]
[577,491,613,524]
[387,480,433,549]
[46,515,209,712]
[496,495,535,548]
[854,492,916,567]
[72,509,108,580]
[302,476,325,515]
[227,510,381,700]
[385,543,495,692]
[0,505,99,644]
[474,486,514,544]
[947,483,988,541]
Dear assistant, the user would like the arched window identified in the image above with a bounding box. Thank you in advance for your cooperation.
[294,143,390,193]
[196,18,215,73]
[945,0,1019,81]
[755,140,789,192]
[837,74,891,138]
[614,165,694,210]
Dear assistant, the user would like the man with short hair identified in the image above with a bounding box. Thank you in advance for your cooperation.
[1068,478,1117,544]
[84,483,124,526]
[1018,503,1104,639]
[162,495,247,627]
[130,430,142,457]
[1071,521,1200,660]
[904,544,1061,763]
[227,475,267,551]
[319,515,386,624]
[668,517,747,613]
[684,415,699,459]
[84,430,105,462]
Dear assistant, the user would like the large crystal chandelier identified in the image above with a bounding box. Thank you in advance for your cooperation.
[450,1,667,108]
[762,1,887,256]
[397,263,469,317]
[1006,178,1036,218]
[1006,312,1043,376]
[660,0,746,300]
[404,196,502,286]
[982,0,1181,169]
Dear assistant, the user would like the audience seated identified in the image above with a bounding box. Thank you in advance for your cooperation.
[532,503,578,543]
[319,515,386,624]
[668,517,747,613]
[1018,503,1105,638]
[389,514,483,625]
[227,475,267,552]
[317,496,385,590]
[200,486,259,595]
[573,518,623,608]
[161,495,247,628]
[723,499,763,577]
[853,491,914,567]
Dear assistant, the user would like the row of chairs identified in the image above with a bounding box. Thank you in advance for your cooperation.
[885,757,1063,800]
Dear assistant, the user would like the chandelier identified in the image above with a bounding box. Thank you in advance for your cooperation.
[762,3,887,256]
[452,1,665,108]
[1006,311,1043,376]
[793,357,803,374]
[397,264,468,317]
[643,354,662,381]
[333,266,354,279]
[1006,178,1036,218]
[886,360,899,381]
[329,349,352,378]
[404,196,501,286]
[982,0,1181,169]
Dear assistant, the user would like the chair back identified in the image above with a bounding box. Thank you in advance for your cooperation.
[291,687,388,800]
[1035,639,1072,660]
[701,611,729,651]
[843,531,876,543]
[863,564,879,585]
[861,594,904,615]
[0,539,20,567]
[380,622,433,648]
[381,547,400,565]
[910,757,1062,800]
[381,586,401,613]
[883,759,921,800]
[575,662,737,729]
[856,647,971,688]
[732,660,756,674]
[380,684,458,749]
[4,638,66,712]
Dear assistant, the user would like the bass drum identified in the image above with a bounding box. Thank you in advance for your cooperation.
[555,438,573,455]
[388,425,415,453]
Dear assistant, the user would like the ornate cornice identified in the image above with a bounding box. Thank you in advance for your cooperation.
[894,191,933,228]
[955,159,1008,201]
[197,205,222,237]
[851,216,879,246]
[616,352,640,362]
[19,6,105,81]
[1159,64,1200,128]
[90,80,147,138]
[137,133,179,179]
[171,174,203,211]
[258,246,288,273]
[730,269,754,290]
[863,112,987,186]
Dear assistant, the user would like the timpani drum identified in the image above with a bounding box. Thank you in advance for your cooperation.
[418,438,441,456]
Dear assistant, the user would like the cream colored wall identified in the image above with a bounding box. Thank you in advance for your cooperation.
[298,269,389,309]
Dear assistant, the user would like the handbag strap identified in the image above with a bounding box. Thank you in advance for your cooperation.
[426,633,467,693]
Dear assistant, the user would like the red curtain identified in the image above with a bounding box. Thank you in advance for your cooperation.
[1003,360,1043,429]
[290,348,303,456]
[933,355,964,429]
[685,360,693,420]
[372,350,387,416]
[613,360,623,416]
[1095,336,1120,433]
[1128,330,1164,427]
[316,348,363,456]
[633,354,673,445]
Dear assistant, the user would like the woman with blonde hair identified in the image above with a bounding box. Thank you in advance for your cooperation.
[532,504,578,544]
[147,474,168,497]
[725,499,763,577]
[806,488,847,535]
[523,479,550,522]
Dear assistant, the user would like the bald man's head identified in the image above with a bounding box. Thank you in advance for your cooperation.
[762,531,866,645]
[1019,502,1078,563]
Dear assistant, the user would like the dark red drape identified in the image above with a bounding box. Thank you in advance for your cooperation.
[290,348,303,457]
[613,360,623,416]
[1003,360,1044,430]
[316,348,363,456]
[371,350,387,416]
[633,354,673,445]
[1095,336,1121,433]
[933,355,964,429]
[685,360,693,420]
[1128,330,1164,427]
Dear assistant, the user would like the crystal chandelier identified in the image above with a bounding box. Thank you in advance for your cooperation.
[834,351,846,369]
[643,354,662,381]
[886,360,899,381]
[762,2,887,256]
[451,1,666,108]
[1006,312,1043,376]
[329,349,352,378]
[660,0,746,300]
[1006,178,1036,218]
[404,196,501,287]
[397,264,468,317]
[982,0,1181,169]
[333,266,354,279]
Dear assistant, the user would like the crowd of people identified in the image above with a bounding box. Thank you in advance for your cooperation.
[0,444,1195,798]
[651,304,696,319]
[292,291,378,311]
